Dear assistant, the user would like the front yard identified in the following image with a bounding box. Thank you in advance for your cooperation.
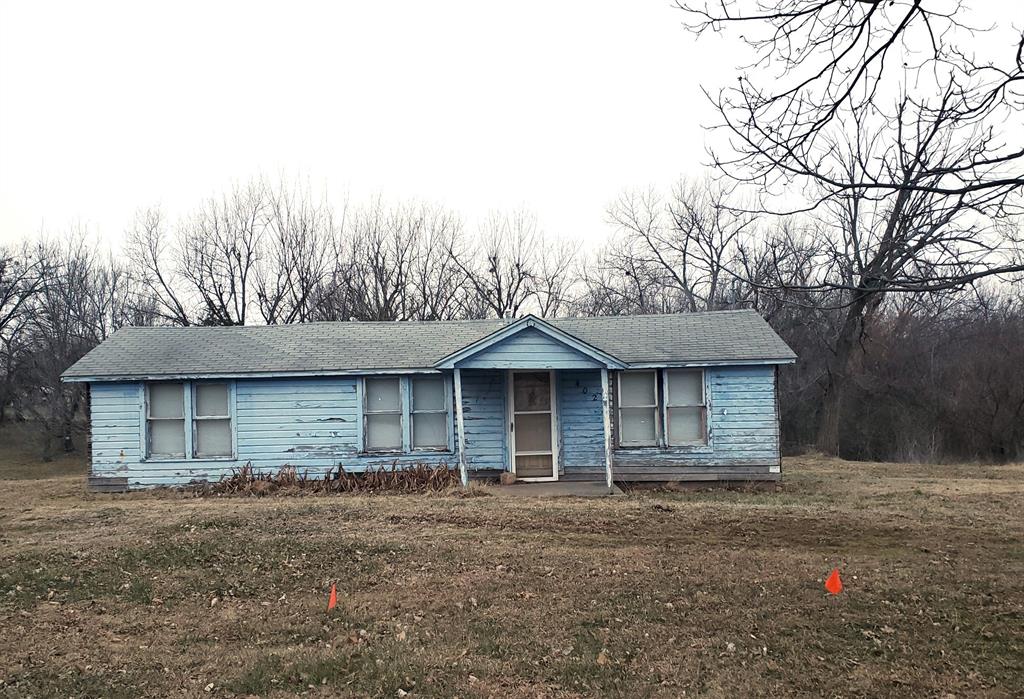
[0,442,1021,697]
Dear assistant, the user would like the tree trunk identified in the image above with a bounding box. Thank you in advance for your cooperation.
[40,431,54,463]
[816,370,843,455]
[815,289,882,455]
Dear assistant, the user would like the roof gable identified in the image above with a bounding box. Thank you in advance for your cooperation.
[433,316,626,370]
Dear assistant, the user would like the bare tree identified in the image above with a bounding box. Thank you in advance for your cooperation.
[451,210,539,318]
[608,178,757,312]
[256,181,333,324]
[13,236,154,457]
[179,182,266,325]
[406,206,469,320]
[575,238,676,316]
[532,238,577,318]
[125,207,194,326]
[0,242,49,423]
[344,200,419,321]
[680,0,1024,453]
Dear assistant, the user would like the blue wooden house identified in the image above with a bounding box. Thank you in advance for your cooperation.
[61,310,795,491]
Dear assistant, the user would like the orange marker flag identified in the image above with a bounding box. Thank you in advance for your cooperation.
[825,568,843,595]
[327,583,338,611]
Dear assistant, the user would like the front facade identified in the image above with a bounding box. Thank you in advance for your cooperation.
[62,311,796,491]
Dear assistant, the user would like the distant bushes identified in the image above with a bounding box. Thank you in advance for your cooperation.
[776,298,1024,463]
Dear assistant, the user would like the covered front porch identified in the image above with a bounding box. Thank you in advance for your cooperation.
[434,316,624,490]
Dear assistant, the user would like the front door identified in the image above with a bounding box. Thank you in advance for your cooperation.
[509,370,558,480]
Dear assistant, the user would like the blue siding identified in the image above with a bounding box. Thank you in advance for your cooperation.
[613,366,780,471]
[460,369,507,471]
[90,375,503,488]
[90,382,143,473]
[456,328,603,369]
[88,364,781,489]
[557,370,605,472]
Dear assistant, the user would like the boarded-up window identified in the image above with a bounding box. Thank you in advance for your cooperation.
[365,378,403,450]
[665,370,706,445]
[147,383,185,457]
[411,377,448,449]
[617,371,659,446]
[193,383,232,457]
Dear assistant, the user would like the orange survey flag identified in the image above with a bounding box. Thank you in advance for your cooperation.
[327,583,338,611]
[825,568,842,595]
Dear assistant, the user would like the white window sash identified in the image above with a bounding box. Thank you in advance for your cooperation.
[664,370,708,446]
[146,383,186,458]
[411,410,449,450]
[145,382,235,461]
[191,383,233,458]
[362,377,405,452]
[411,378,450,450]
[616,370,660,447]
[362,376,453,453]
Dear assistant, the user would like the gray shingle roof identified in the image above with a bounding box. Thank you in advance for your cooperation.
[62,310,795,381]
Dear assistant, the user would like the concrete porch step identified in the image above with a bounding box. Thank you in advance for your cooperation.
[490,480,624,498]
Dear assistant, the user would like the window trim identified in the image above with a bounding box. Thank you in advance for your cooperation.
[145,383,187,459]
[143,381,236,462]
[616,370,661,447]
[664,369,708,446]
[410,376,452,452]
[614,369,709,449]
[191,382,235,459]
[360,375,454,454]
[362,377,405,453]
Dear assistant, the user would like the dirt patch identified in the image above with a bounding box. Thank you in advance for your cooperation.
[1,454,1022,697]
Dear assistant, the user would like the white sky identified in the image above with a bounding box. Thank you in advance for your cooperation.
[0,0,741,249]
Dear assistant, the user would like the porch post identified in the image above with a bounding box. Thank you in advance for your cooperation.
[601,367,613,490]
[454,367,468,487]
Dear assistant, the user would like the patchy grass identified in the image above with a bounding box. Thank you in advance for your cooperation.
[0,454,1022,697]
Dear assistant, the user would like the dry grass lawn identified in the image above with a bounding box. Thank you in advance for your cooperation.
[1,433,1022,697]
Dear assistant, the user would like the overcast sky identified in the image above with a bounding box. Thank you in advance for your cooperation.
[0,1,748,248]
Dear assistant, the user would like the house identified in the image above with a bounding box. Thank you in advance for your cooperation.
[60,310,796,491]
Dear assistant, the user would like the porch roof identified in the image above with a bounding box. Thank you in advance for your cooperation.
[432,316,627,370]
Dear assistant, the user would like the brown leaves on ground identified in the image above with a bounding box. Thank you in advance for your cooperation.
[0,455,1022,697]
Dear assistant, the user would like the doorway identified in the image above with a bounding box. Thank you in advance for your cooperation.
[508,370,558,481]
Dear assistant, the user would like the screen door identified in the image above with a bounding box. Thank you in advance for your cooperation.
[510,371,557,480]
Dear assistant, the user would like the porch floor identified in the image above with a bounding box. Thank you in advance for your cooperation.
[490,480,624,498]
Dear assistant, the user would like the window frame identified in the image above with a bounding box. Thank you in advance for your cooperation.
[663,369,708,446]
[362,377,406,453]
[145,382,187,459]
[615,370,661,447]
[614,369,709,449]
[410,376,451,452]
[191,382,234,459]
[143,381,236,462]
[360,375,454,454]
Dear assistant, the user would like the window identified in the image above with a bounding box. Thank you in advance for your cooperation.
[411,377,448,449]
[361,375,452,453]
[145,382,234,460]
[193,383,232,457]
[364,378,403,451]
[617,371,659,446]
[665,370,707,445]
[615,369,708,448]
[147,383,186,457]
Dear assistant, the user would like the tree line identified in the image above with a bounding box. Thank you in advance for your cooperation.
[1,175,1021,462]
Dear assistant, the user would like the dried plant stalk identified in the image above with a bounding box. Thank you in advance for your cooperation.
[207,461,460,496]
